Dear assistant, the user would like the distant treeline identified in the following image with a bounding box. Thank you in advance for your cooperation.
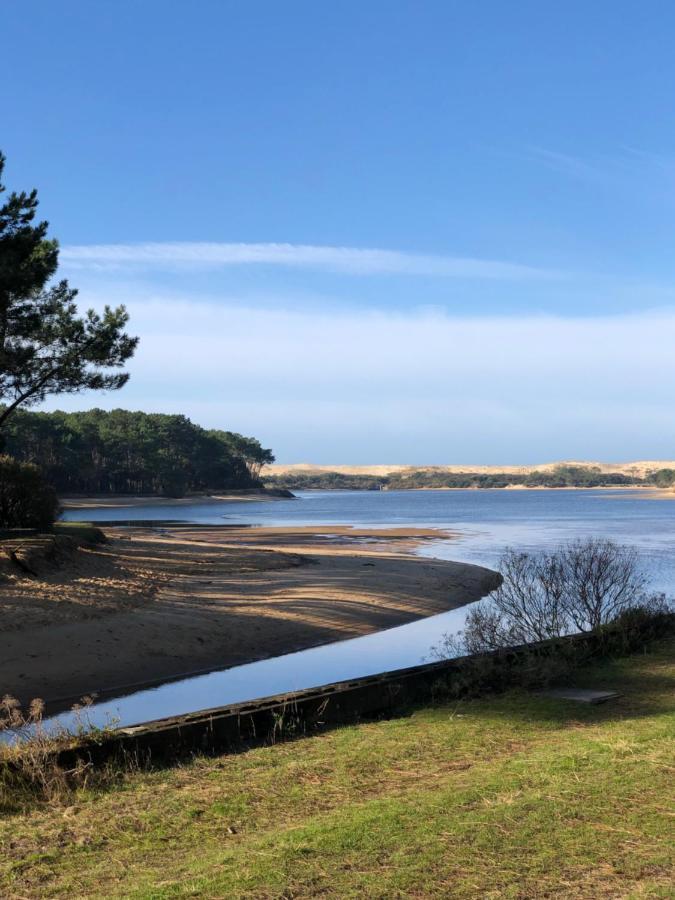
[269,472,386,491]
[266,465,675,492]
[3,408,274,497]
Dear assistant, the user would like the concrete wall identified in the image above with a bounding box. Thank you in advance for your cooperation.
[52,613,673,770]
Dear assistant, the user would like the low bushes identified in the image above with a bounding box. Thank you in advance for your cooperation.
[0,455,59,529]
[453,539,668,654]
[431,537,673,695]
[430,603,675,698]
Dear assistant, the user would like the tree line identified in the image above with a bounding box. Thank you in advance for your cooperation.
[3,407,274,497]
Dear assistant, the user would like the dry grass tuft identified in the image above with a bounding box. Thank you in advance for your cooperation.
[0,694,128,810]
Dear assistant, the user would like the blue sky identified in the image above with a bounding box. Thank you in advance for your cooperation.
[3,1,675,462]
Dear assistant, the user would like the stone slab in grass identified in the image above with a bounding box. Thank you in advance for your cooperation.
[540,688,622,704]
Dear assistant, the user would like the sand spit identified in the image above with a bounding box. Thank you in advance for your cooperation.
[0,525,499,708]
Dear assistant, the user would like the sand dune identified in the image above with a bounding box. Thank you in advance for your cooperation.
[265,459,675,477]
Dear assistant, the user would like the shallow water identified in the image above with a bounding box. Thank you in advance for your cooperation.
[38,604,471,735]
[46,488,675,735]
[63,487,675,593]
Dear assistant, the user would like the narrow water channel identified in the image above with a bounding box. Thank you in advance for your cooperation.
[41,487,675,738]
[40,602,471,736]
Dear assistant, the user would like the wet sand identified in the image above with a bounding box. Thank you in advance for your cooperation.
[60,489,293,509]
[0,525,500,708]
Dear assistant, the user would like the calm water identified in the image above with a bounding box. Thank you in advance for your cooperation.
[63,488,675,593]
[34,604,470,736]
[45,488,675,735]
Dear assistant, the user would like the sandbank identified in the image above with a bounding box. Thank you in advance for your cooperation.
[0,525,499,709]
[60,489,293,510]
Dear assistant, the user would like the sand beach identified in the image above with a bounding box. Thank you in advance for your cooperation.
[0,524,499,708]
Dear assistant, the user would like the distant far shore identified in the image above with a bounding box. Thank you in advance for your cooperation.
[285,484,673,493]
[265,459,675,477]
[59,485,675,510]
[274,485,675,499]
[60,488,294,510]
[60,483,675,511]
[263,460,675,495]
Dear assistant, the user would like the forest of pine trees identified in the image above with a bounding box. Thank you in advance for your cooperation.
[3,408,274,497]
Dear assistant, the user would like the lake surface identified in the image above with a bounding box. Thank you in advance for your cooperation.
[64,488,675,594]
[46,489,675,735]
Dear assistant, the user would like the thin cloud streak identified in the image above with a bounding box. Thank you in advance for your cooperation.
[529,145,675,199]
[60,241,558,280]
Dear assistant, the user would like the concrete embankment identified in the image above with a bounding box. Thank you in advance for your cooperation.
[50,614,673,769]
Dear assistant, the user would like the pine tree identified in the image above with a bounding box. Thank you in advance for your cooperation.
[0,151,138,428]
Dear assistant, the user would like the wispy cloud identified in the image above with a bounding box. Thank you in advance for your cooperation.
[529,145,675,197]
[60,241,557,280]
[529,147,605,182]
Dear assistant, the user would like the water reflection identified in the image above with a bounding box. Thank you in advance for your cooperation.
[46,488,675,735]
[40,602,473,735]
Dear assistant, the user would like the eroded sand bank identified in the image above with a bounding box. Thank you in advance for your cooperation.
[0,525,500,707]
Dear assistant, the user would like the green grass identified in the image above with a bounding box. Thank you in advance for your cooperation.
[1,641,673,898]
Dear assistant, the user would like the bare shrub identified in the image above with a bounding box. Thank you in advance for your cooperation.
[468,548,569,651]
[558,538,648,631]
[434,538,666,657]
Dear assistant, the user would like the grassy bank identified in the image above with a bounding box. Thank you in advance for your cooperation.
[1,640,673,898]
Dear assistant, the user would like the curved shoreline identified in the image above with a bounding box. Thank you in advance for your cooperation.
[1,525,500,709]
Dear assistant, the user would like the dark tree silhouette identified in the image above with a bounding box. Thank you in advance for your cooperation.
[0,152,137,429]
[4,408,273,497]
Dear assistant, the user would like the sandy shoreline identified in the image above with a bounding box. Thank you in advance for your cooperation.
[59,486,675,513]
[60,490,293,510]
[0,525,500,709]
